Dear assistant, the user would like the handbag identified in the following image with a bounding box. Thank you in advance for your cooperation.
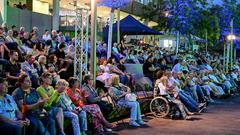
[125,93,137,102]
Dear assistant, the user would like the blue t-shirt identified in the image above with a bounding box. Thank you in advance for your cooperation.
[0,94,19,120]
[12,87,41,115]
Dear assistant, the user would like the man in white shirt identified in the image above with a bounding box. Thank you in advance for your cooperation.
[42,30,52,41]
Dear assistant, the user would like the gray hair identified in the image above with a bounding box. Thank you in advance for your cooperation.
[38,55,46,62]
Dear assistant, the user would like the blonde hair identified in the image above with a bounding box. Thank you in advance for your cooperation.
[56,79,69,88]
[110,75,120,86]
[160,76,168,85]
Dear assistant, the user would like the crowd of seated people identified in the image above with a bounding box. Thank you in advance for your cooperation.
[0,21,240,135]
[111,37,240,119]
[0,23,148,135]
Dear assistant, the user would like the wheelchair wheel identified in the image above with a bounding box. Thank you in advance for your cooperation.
[150,97,170,118]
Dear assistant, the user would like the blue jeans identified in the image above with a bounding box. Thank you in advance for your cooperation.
[64,111,87,135]
[195,85,206,102]
[78,110,88,132]
[0,121,22,135]
[179,91,199,112]
[40,116,56,135]
[118,101,142,121]
[28,114,56,135]
[184,87,199,102]
[201,85,211,95]
[26,116,38,135]
[209,82,225,95]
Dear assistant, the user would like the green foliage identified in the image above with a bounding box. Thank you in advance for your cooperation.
[140,0,170,32]
[140,0,240,51]
[194,7,221,46]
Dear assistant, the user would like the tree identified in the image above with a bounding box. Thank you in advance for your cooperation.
[219,0,240,39]
[139,0,240,52]
[140,0,170,31]
[168,0,208,50]
[193,5,221,47]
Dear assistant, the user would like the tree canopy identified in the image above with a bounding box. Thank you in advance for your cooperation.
[140,0,240,48]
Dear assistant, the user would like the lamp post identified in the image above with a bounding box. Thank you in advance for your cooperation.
[226,34,236,72]
[230,19,234,70]
[226,42,230,72]
[223,42,226,72]
[224,19,235,72]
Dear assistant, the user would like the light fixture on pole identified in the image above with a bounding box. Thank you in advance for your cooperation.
[225,33,235,72]
[229,19,235,70]
[227,34,236,41]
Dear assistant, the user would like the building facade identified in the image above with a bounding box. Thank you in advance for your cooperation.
[0,0,157,34]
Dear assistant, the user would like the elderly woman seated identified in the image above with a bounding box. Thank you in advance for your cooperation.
[154,72,193,120]
[36,72,65,135]
[56,79,88,135]
[109,75,145,127]
[67,77,114,134]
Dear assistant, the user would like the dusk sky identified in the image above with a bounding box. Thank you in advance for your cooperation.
[212,0,240,5]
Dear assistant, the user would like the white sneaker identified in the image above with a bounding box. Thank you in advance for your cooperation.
[198,102,206,108]
[104,128,112,132]
[137,120,146,125]
[184,116,192,120]
[129,121,141,127]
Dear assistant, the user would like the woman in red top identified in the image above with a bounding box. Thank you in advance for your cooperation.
[66,77,113,134]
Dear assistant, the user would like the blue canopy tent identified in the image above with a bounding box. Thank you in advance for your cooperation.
[103,15,162,43]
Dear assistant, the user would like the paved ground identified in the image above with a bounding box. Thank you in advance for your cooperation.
[111,96,240,135]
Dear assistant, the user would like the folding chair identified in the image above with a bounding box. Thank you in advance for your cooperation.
[105,94,128,127]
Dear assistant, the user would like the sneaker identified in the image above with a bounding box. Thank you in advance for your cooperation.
[187,112,194,116]
[129,121,140,127]
[104,128,112,132]
[198,102,206,108]
[184,116,192,120]
[198,105,206,113]
[137,120,146,125]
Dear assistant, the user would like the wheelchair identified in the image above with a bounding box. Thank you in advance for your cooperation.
[150,94,179,118]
